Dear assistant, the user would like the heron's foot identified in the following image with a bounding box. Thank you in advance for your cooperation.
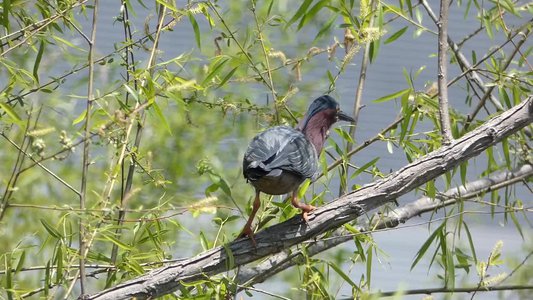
[300,204,317,223]
[237,225,257,247]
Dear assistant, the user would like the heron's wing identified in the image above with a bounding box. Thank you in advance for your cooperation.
[243,126,318,181]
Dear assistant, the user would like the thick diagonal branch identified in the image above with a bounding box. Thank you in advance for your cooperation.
[86,97,532,300]
[235,163,533,287]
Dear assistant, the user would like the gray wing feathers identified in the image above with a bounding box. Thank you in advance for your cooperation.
[243,126,318,180]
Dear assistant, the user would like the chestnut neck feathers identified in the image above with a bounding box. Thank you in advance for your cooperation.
[297,109,337,153]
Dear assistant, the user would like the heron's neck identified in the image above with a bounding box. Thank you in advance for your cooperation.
[299,112,334,153]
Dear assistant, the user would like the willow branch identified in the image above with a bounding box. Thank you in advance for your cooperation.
[77,0,99,296]
[436,0,453,144]
[339,0,377,196]
[420,0,503,111]
[369,284,533,298]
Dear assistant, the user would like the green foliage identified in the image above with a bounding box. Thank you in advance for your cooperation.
[0,0,531,299]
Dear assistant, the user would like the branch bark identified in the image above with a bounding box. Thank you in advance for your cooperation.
[234,163,533,288]
[86,96,532,300]
[437,0,453,144]
[420,0,504,111]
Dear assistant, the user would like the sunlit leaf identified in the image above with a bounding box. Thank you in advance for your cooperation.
[202,58,228,86]
[0,102,21,122]
[40,219,62,239]
[385,26,408,44]
[33,40,45,84]
[373,88,410,103]
[218,66,238,88]
[351,157,379,179]
[411,222,444,270]
[287,0,313,27]
[188,12,201,49]
[328,261,361,291]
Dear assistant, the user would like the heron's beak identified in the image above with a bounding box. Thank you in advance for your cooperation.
[337,110,356,123]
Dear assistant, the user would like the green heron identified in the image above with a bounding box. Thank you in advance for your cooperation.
[240,95,355,243]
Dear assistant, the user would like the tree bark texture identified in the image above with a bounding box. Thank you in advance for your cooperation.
[86,96,532,300]
[234,163,533,287]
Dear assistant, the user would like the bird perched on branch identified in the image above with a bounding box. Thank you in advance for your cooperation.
[240,95,355,244]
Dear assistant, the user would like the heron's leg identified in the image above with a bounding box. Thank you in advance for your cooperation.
[238,189,261,246]
[291,190,316,223]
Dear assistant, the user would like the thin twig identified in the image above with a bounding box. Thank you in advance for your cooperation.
[339,0,377,196]
[77,0,99,296]
[0,133,80,197]
[369,284,533,298]
[420,0,503,111]
[464,26,531,131]
[251,0,278,120]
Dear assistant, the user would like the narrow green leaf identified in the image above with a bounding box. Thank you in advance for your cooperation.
[287,0,313,27]
[509,210,524,239]
[33,40,45,84]
[439,229,455,289]
[15,251,25,273]
[55,246,63,283]
[351,157,379,179]
[267,0,274,16]
[334,127,355,144]
[484,16,494,39]
[188,13,201,49]
[222,243,235,269]
[123,84,139,102]
[125,259,145,275]
[327,70,334,85]
[72,109,87,125]
[84,249,112,263]
[328,262,360,290]
[101,233,133,251]
[44,261,51,296]
[462,221,477,264]
[6,260,13,299]
[217,66,238,88]
[460,162,467,186]
[199,231,210,250]
[366,244,373,288]
[411,222,444,270]
[297,179,311,199]
[501,138,511,168]
[297,0,328,30]
[150,102,172,135]
[40,219,62,239]
[155,0,179,12]
[426,180,435,199]
[218,177,232,198]
[499,86,511,109]
[385,26,408,44]
[202,58,228,86]
[314,16,336,41]
[0,102,21,122]
[353,235,366,262]
[373,88,410,103]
